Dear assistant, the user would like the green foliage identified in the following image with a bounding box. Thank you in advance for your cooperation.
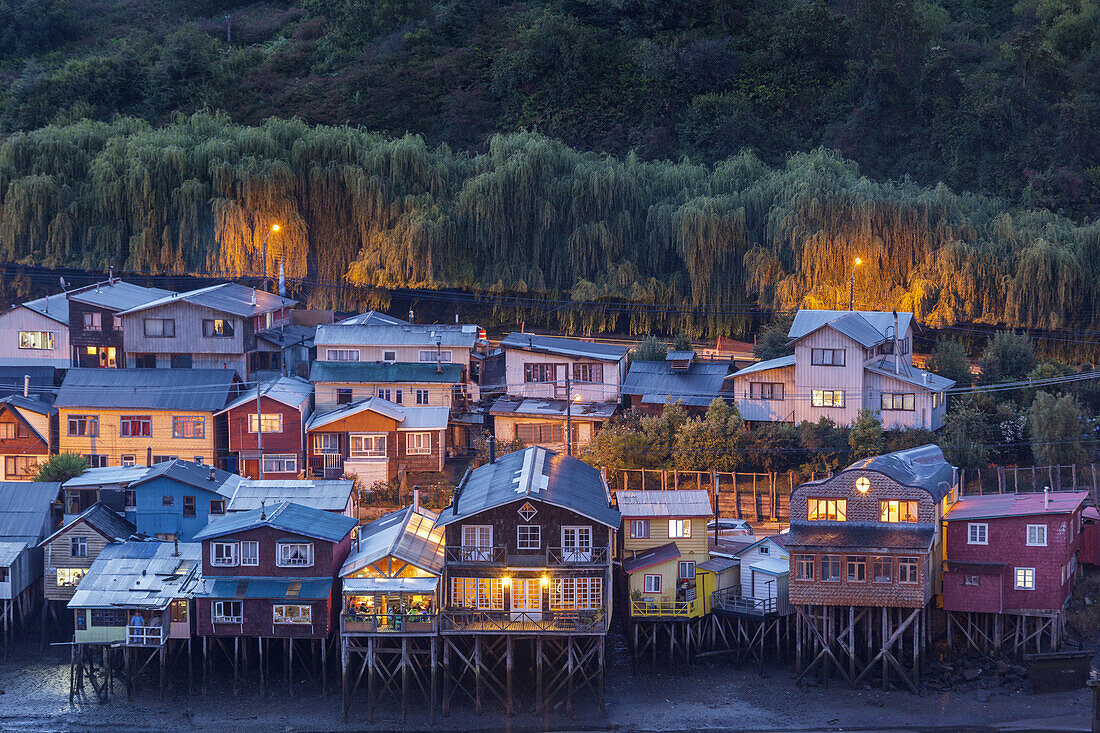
[927,339,972,388]
[472,431,525,468]
[33,452,88,483]
[672,331,692,352]
[632,335,666,362]
[752,314,795,361]
[848,409,885,458]
[1028,390,1092,466]
[979,331,1037,384]
[0,0,74,59]
[940,403,993,469]
[800,417,847,470]
[673,398,745,471]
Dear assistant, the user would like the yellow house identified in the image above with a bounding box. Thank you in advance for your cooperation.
[618,489,713,618]
[55,369,237,468]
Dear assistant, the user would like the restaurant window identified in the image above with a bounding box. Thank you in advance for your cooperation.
[406,432,432,455]
[550,577,602,610]
[276,542,314,568]
[811,390,845,407]
[811,348,845,366]
[202,319,235,338]
[517,525,541,551]
[213,601,242,623]
[449,578,504,609]
[349,434,386,457]
[172,416,205,439]
[630,520,649,539]
[273,604,312,624]
[750,382,784,400]
[326,349,360,361]
[120,415,151,437]
[248,413,283,433]
[881,393,915,411]
[143,318,175,338]
[795,555,814,581]
[643,574,662,593]
[872,556,892,583]
[83,312,102,332]
[56,568,87,587]
[573,363,603,383]
[879,500,918,523]
[807,498,846,521]
[898,557,919,584]
[68,415,99,437]
[182,495,196,517]
[262,454,297,474]
[18,331,54,350]
[846,556,866,582]
[821,554,841,581]
[668,519,691,539]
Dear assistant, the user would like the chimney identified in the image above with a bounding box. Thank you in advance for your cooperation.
[208,467,217,482]
[108,265,114,284]
[23,374,29,398]
[1044,487,1050,509]
[260,500,266,520]
[436,340,443,374]
[488,435,496,464]
[173,535,179,557]
[893,311,900,375]
[408,309,414,323]
[455,313,459,324]
[413,485,420,513]
[147,446,153,466]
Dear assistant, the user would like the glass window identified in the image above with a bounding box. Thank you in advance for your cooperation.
[83,312,102,332]
[872,556,892,583]
[679,561,696,579]
[415,389,429,405]
[1015,567,1035,590]
[898,556,919,584]
[821,554,841,581]
[202,319,235,337]
[450,577,505,609]
[419,349,452,362]
[515,422,564,444]
[349,434,386,457]
[18,331,54,350]
[406,432,432,455]
[4,455,37,479]
[550,577,602,610]
[172,416,205,439]
[967,523,988,544]
[811,390,845,407]
[573,363,604,383]
[249,413,283,433]
[643,574,662,593]
[211,542,238,566]
[517,525,541,550]
[120,415,151,437]
[240,541,259,566]
[383,350,396,362]
[152,455,177,464]
[750,382,784,399]
[276,542,314,567]
[630,519,649,539]
[213,600,242,623]
[1026,524,1047,546]
[879,500,919,523]
[262,454,297,473]
[84,454,108,468]
[143,318,175,338]
[273,604,312,624]
[881,393,916,411]
[182,496,196,517]
[67,415,99,437]
[796,555,814,580]
[70,536,88,558]
[668,519,691,538]
[336,388,353,404]
[134,353,157,368]
[209,499,226,516]
[807,498,847,521]
[120,455,137,468]
[56,568,87,587]
[326,349,360,361]
[0,423,13,440]
[847,556,866,582]
[811,348,845,366]
[313,433,339,452]
[523,363,560,383]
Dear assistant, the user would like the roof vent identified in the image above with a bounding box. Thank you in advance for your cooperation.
[208,468,217,482]
[260,499,266,520]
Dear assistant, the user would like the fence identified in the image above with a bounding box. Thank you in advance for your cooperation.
[959,464,1099,503]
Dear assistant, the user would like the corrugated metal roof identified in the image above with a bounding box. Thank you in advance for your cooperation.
[337,311,409,326]
[617,490,713,518]
[945,491,1088,521]
[0,366,58,402]
[68,281,174,311]
[56,368,237,412]
[116,282,295,317]
[195,577,332,600]
[310,361,463,384]
[864,362,955,392]
[622,360,730,405]
[788,310,914,346]
[732,355,795,377]
[305,397,406,431]
[437,447,620,529]
[696,556,739,573]
[132,459,242,497]
[0,481,59,543]
[41,503,135,546]
[489,396,618,419]
[63,465,149,488]
[343,576,438,594]
[256,324,316,349]
[217,376,313,414]
[68,540,201,610]
[745,556,789,576]
[228,479,354,513]
[833,444,956,502]
[0,394,56,417]
[340,506,444,577]
[622,541,680,574]
[20,292,69,325]
[398,406,450,430]
[665,351,696,361]
[193,501,357,543]
[500,333,628,361]
[785,521,935,551]
[316,323,478,348]
[0,540,29,568]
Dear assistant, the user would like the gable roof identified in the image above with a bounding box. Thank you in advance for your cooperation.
[0,540,29,568]
[55,368,237,412]
[130,459,242,497]
[732,355,795,378]
[339,505,444,577]
[315,323,478,348]
[62,465,149,489]
[337,311,409,326]
[945,491,1088,521]
[0,395,55,444]
[621,360,730,407]
[436,447,620,529]
[788,309,914,348]
[309,361,464,384]
[68,540,201,610]
[489,396,619,420]
[228,479,354,513]
[256,324,315,349]
[305,397,406,431]
[19,292,69,325]
[216,376,313,415]
[0,366,58,402]
[617,490,713,518]
[192,501,357,543]
[41,502,135,546]
[67,280,174,312]
[735,533,789,558]
[0,481,60,544]
[117,282,296,318]
[500,332,628,362]
[865,361,955,392]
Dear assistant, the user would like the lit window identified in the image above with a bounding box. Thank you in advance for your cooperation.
[273,604,312,624]
[668,519,691,538]
[879,500,918,523]
[1015,567,1035,590]
[807,498,847,521]
[811,390,845,407]
[56,568,87,587]
[18,331,54,350]
[249,414,283,433]
[202,319,235,338]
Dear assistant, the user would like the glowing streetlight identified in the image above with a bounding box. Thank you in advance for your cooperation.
[849,257,862,311]
[261,223,281,291]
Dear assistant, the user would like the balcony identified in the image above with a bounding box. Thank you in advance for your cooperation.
[126,624,168,646]
[630,599,698,618]
[546,546,608,566]
[440,609,607,634]
[341,612,437,635]
[444,545,508,565]
[444,545,609,567]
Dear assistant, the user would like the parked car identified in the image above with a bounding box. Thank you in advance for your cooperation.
[707,518,754,539]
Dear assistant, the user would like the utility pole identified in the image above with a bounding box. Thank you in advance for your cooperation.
[255,383,266,480]
[849,257,862,311]
[565,376,572,457]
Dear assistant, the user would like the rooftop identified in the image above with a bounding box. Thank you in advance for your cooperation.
[336,311,409,326]
[732,354,796,378]
[622,541,680,574]
[621,360,730,407]
[799,444,956,503]
[306,397,409,431]
[309,361,463,384]
[217,376,313,414]
[193,501,357,544]
[788,309,915,348]
[18,292,69,325]
[500,332,628,362]
[131,459,242,497]
[340,505,444,577]
[117,282,296,318]
[0,366,58,402]
[68,540,201,610]
[257,323,316,349]
[196,576,332,600]
[63,465,149,488]
[786,521,936,551]
[315,322,478,348]
[228,479,354,513]
[945,491,1088,521]
[56,368,237,412]
[68,280,174,312]
[0,481,59,544]
[616,490,713,518]
[864,361,955,392]
[41,502,135,546]
[489,396,619,420]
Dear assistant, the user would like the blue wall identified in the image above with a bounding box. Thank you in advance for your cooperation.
[129,477,228,542]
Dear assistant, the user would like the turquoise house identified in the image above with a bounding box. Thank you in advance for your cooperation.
[126,460,243,542]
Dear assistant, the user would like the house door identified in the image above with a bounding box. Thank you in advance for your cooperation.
[561,526,592,562]
[752,570,776,601]
[553,364,568,398]
[461,525,493,562]
[511,578,542,621]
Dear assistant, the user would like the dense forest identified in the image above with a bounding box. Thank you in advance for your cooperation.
[0,0,1098,336]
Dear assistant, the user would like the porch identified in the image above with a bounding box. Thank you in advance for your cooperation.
[440,609,607,634]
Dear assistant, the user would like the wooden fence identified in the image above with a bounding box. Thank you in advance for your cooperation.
[959,464,1099,505]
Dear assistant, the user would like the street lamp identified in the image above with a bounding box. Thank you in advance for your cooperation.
[261,223,280,291]
[848,257,862,311]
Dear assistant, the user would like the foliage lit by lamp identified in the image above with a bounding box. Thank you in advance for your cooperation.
[849,257,862,311]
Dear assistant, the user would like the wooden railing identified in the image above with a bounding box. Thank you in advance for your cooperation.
[444,545,508,564]
[712,587,775,616]
[630,599,697,618]
[126,625,168,646]
[546,546,609,565]
[441,609,607,633]
[342,612,437,634]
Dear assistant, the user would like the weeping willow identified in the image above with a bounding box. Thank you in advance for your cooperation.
[2,111,1099,337]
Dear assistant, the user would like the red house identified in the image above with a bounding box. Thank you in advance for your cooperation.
[942,490,1086,654]
[216,376,313,480]
[193,501,357,641]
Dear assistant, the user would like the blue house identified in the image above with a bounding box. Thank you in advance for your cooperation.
[126,460,243,541]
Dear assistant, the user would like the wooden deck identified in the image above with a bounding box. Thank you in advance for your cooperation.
[440,610,607,635]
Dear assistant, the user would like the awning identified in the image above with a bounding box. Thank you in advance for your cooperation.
[343,576,439,594]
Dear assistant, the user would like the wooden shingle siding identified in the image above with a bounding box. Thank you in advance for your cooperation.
[43,524,111,602]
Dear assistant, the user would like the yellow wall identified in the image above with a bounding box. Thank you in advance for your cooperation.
[623,515,709,556]
[58,408,216,465]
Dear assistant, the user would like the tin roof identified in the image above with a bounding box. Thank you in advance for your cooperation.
[489,396,619,420]
[41,503,135,546]
[945,491,1088,521]
[19,292,69,325]
[228,479,354,513]
[0,366,58,402]
[132,459,243,497]
[256,324,316,349]
[0,481,59,544]
[696,556,739,573]
[337,311,409,326]
[622,541,680,574]
[834,444,956,503]
[316,323,478,348]
[500,333,628,361]
[788,310,914,347]
[437,447,620,529]
[732,355,796,377]
[864,361,955,392]
[785,522,935,551]
[117,282,296,317]
[193,501,357,543]
[309,361,463,384]
[0,394,56,417]
[217,376,313,414]
[68,281,174,312]
[340,505,444,577]
[63,465,149,489]
[68,540,201,610]
[0,540,28,568]
[56,368,237,412]
[305,397,406,431]
[617,490,713,518]
[622,360,730,407]
[343,576,438,594]
[195,576,332,600]
[665,351,696,361]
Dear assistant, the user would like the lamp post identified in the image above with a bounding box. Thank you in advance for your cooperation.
[261,223,280,291]
[848,257,862,311]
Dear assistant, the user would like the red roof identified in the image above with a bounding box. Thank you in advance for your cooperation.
[945,491,1087,521]
[622,542,680,574]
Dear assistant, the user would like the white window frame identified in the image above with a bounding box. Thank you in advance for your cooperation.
[406,431,432,455]
[516,525,541,551]
[419,349,452,363]
[1026,524,1047,547]
[561,526,593,562]
[262,454,297,474]
[18,330,54,350]
[967,523,988,545]
[326,348,360,361]
[758,544,770,555]
[383,350,396,362]
[273,604,312,625]
[811,389,845,408]
[678,561,695,579]
[668,519,691,539]
[349,433,387,457]
[240,540,259,566]
[249,413,283,433]
[213,600,242,624]
[70,536,88,558]
[276,542,314,568]
[630,519,649,539]
[461,525,493,561]
[1015,567,1035,590]
[210,542,238,567]
[313,433,339,453]
[643,574,662,593]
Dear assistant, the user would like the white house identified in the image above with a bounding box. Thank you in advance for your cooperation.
[734,534,789,615]
[728,310,954,430]
[0,294,70,368]
[490,333,628,453]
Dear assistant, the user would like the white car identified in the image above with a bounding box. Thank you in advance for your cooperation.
[707,518,754,539]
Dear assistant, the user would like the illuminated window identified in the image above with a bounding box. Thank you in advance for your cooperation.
[879,500,918,523]
[449,578,504,609]
[202,319,235,338]
[807,498,846,521]
[56,568,87,587]
[811,390,845,407]
[273,604,312,624]
[1015,567,1035,590]
[248,413,283,433]
[18,331,53,350]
